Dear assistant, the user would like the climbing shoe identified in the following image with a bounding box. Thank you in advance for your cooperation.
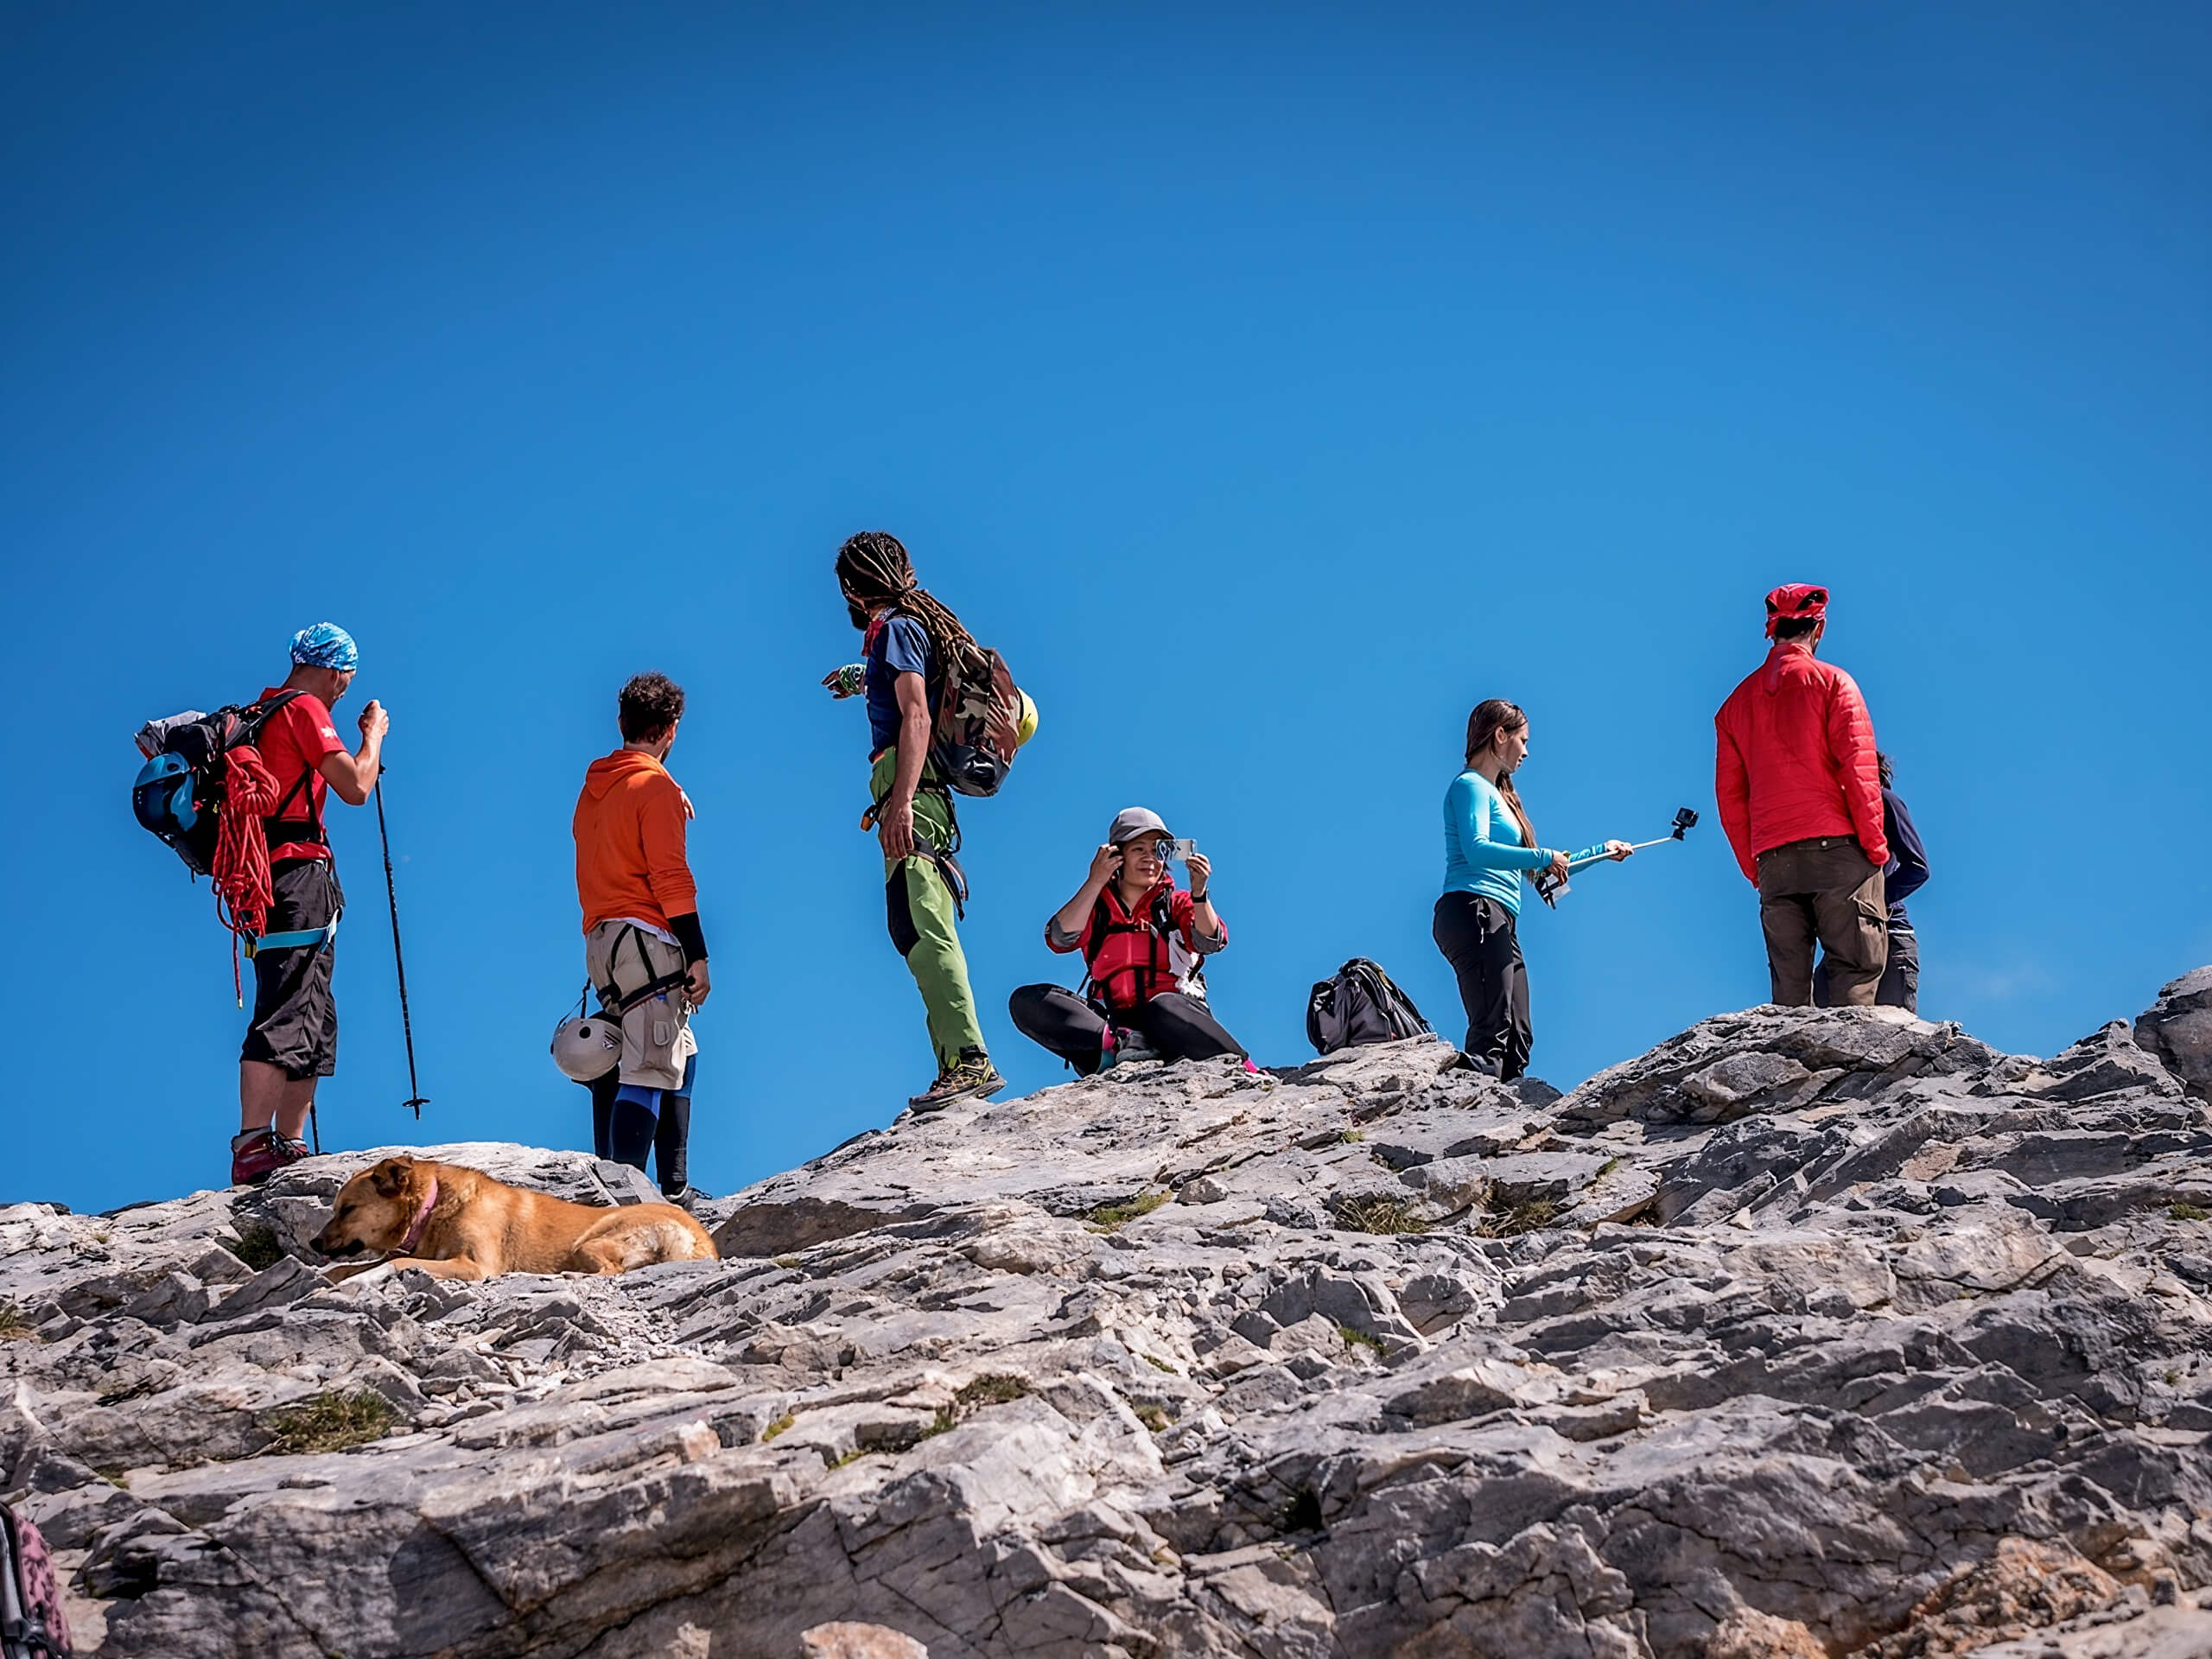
[230,1128,309,1186]
[906,1049,1006,1113]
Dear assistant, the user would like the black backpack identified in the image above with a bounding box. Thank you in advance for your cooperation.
[1306,958,1433,1055]
[130,692,313,877]
[1,1500,68,1658]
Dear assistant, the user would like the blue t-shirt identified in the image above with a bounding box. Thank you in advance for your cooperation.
[1440,771,1554,916]
[865,614,932,755]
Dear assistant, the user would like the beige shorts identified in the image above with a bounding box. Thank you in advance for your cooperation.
[584,920,696,1090]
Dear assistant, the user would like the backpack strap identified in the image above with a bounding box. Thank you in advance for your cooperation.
[242,691,330,852]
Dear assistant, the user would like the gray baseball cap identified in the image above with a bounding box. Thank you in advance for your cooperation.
[1107,806,1172,846]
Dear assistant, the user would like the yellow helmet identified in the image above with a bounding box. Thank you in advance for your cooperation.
[1015,690,1039,748]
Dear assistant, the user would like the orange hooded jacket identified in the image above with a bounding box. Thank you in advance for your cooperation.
[574,750,696,935]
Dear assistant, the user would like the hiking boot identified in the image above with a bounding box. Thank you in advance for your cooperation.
[662,1185,712,1212]
[230,1128,309,1186]
[906,1049,1006,1113]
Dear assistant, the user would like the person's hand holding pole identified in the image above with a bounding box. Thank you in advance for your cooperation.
[1546,849,1571,884]
[358,698,389,744]
[1605,839,1634,862]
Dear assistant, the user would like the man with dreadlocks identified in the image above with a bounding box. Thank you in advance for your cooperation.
[824,531,1007,1111]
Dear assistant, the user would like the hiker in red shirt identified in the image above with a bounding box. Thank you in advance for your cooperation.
[1714,584,1890,1007]
[233,623,388,1185]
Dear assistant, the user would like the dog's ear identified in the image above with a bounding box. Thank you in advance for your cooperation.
[368,1158,414,1199]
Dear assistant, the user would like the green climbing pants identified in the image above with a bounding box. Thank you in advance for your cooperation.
[871,748,986,1070]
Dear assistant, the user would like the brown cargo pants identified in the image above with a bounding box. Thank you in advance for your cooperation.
[1757,835,1887,1007]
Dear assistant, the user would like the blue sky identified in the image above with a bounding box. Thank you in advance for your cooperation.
[4,3,2206,1214]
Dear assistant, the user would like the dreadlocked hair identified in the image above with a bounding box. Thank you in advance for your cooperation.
[1464,698,1539,862]
[835,531,979,665]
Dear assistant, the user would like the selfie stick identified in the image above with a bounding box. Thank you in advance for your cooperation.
[1564,808,1700,872]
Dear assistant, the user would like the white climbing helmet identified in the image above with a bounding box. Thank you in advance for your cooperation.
[550,1012,621,1083]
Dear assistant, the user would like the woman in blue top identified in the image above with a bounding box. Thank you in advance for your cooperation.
[1433,699,1630,1080]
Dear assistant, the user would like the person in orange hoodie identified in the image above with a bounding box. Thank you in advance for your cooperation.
[574,672,711,1197]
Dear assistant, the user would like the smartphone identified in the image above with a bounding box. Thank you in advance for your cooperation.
[1168,837,1198,864]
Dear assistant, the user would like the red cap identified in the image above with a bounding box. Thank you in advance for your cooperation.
[1764,582,1829,638]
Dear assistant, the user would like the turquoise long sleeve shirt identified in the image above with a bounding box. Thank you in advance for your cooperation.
[1440,772,1556,916]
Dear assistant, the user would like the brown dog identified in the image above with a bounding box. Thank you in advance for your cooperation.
[313,1155,717,1281]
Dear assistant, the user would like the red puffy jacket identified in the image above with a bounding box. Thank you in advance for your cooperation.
[1714,642,1887,885]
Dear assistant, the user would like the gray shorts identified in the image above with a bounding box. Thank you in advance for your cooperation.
[584,920,696,1090]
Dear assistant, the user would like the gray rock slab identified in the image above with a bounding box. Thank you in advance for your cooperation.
[10,980,2212,1655]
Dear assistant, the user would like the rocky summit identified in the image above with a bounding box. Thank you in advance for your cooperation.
[7,969,2212,1658]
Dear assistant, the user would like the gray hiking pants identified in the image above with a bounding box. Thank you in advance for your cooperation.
[1757,836,1887,1007]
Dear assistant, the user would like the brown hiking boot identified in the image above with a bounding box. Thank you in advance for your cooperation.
[906,1049,1006,1113]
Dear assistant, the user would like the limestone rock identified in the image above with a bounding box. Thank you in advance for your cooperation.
[2139,966,2212,1101]
[5,975,2212,1656]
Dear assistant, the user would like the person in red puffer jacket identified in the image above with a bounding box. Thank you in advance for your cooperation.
[1714,583,1891,1007]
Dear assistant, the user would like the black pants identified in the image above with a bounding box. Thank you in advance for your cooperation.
[1433,893,1532,1081]
[1815,923,1920,1013]
[588,1050,694,1196]
[1007,984,1245,1076]
[241,859,343,1079]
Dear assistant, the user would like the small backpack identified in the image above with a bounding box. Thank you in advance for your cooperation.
[1,1499,69,1658]
[927,637,1024,798]
[130,692,308,877]
[1306,958,1433,1055]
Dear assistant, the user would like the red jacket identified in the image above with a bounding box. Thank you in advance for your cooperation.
[1714,642,1887,884]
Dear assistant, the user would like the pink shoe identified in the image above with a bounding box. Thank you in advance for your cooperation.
[230,1128,309,1186]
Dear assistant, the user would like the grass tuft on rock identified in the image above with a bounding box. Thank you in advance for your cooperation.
[922,1373,1032,1440]
[760,1412,796,1442]
[228,1225,287,1272]
[1337,1325,1385,1355]
[956,1374,1029,1410]
[2170,1201,2209,1223]
[1478,1194,1563,1237]
[1332,1194,1428,1236]
[0,1301,38,1343]
[1088,1191,1169,1230]
[261,1388,399,1457]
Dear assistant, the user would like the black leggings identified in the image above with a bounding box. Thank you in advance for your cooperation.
[1008,984,1246,1076]
[588,1059,693,1196]
[1433,893,1532,1081]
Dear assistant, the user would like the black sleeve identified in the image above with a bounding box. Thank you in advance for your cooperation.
[667,912,709,964]
[1883,790,1929,906]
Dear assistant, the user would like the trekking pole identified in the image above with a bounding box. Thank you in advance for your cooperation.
[373,776,429,1120]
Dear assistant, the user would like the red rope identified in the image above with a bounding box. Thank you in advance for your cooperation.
[213,744,280,1001]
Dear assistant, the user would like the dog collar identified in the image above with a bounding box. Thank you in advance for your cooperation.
[397,1179,439,1255]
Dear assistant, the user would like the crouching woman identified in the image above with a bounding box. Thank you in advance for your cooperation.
[1009,808,1248,1073]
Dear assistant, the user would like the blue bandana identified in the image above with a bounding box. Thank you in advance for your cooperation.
[289,622,359,671]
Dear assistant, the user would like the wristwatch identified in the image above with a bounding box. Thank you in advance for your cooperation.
[1190,889,1211,903]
